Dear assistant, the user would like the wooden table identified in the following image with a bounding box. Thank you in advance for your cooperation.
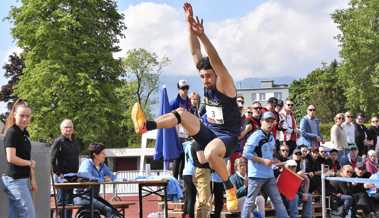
[53,182,99,218]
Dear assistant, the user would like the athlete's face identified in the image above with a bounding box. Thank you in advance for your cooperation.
[200,69,216,88]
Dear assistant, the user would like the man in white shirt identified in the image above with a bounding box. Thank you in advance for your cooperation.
[342,111,356,146]
[279,99,299,155]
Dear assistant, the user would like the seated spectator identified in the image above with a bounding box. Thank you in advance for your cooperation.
[365,150,378,175]
[326,149,341,176]
[340,145,362,169]
[299,145,311,171]
[277,144,290,162]
[281,160,312,218]
[318,146,329,162]
[366,171,379,211]
[230,157,265,217]
[329,165,356,217]
[351,163,375,217]
[74,143,120,218]
[291,148,310,197]
[306,147,324,193]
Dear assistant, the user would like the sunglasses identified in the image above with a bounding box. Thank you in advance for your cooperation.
[336,117,345,120]
[237,100,244,104]
[180,86,189,90]
[294,152,301,155]
[372,120,379,123]
[308,108,316,111]
[346,116,353,118]
[252,107,262,110]
[281,149,289,152]
[346,171,353,174]
[287,104,294,106]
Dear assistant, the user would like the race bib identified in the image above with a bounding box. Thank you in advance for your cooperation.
[206,105,224,124]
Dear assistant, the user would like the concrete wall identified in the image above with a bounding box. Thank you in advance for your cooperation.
[0,136,50,218]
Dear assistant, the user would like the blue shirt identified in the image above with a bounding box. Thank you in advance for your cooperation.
[182,141,195,176]
[170,94,192,111]
[299,115,322,148]
[243,129,276,178]
[78,158,115,182]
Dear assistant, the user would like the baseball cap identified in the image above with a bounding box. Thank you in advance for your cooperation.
[177,80,189,89]
[285,159,298,167]
[261,111,275,121]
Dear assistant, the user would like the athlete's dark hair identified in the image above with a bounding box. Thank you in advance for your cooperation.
[196,57,213,71]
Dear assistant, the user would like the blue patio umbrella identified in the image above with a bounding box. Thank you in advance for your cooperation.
[154,86,182,170]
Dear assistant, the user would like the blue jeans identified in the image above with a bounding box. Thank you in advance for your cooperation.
[54,175,73,218]
[282,194,312,218]
[241,177,289,218]
[1,175,36,218]
[74,195,117,218]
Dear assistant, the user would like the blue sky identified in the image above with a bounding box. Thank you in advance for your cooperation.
[0,0,348,112]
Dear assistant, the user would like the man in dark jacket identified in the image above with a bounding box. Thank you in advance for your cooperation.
[51,119,81,218]
[355,113,370,155]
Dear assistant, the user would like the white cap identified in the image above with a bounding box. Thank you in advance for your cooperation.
[285,159,297,167]
[177,80,189,89]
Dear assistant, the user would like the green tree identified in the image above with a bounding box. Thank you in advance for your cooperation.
[122,48,169,116]
[332,0,379,116]
[8,0,127,146]
[290,60,347,122]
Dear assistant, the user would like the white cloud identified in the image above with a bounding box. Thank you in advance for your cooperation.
[0,46,23,85]
[117,0,348,80]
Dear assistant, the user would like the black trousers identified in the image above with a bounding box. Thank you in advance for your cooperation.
[212,182,225,218]
[173,152,185,180]
[183,175,197,218]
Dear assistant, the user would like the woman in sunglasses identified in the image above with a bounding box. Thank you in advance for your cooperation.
[331,113,348,161]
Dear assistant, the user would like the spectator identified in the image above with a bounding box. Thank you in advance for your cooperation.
[326,149,341,176]
[365,150,378,175]
[329,165,357,217]
[51,119,81,218]
[277,144,290,162]
[211,172,225,218]
[366,171,379,214]
[355,113,371,156]
[282,160,312,218]
[275,99,284,113]
[291,148,311,197]
[299,105,323,148]
[170,79,193,180]
[236,96,245,113]
[74,143,120,218]
[279,99,299,155]
[306,147,324,193]
[342,111,356,146]
[262,97,280,140]
[367,116,379,159]
[350,163,374,217]
[330,113,348,161]
[242,111,289,218]
[1,100,37,218]
[340,145,362,169]
[318,146,329,162]
[190,92,201,117]
[182,141,197,218]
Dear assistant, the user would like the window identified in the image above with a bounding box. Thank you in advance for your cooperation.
[259,93,266,101]
[251,93,257,101]
[274,92,283,100]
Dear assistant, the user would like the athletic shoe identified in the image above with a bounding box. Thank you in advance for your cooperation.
[253,210,263,218]
[225,186,238,211]
[131,102,147,134]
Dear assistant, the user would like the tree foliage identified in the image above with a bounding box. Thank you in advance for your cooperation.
[8,0,128,146]
[332,0,379,116]
[290,60,347,122]
[122,48,169,115]
[0,52,24,122]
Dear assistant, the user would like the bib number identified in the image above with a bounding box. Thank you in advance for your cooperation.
[206,105,224,124]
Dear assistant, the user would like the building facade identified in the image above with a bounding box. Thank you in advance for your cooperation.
[237,80,289,106]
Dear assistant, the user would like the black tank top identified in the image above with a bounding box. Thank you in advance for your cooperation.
[204,87,241,134]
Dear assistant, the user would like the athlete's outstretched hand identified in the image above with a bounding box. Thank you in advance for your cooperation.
[183,2,193,22]
[190,16,204,36]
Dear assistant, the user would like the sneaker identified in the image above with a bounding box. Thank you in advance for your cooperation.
[225,186,238,211]
[253,210,263,218]
[131,102,147,134]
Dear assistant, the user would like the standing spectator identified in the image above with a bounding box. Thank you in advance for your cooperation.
[236,96,245,113]
[51,119,81,218]
[340,145,362,169]
[330,113,348,161]
[365,150,378,175]
[170,79,193,180]
[211,171,225,218]
[190,92,201,117]
[1,100,37,218]
[342,111,356,146]
[367,116,379,159]
[279,99,299,155]
[241,111,289,218]
[275,99,284,113]
[182,141,197,218]
[355,113,370,156]
[299,105,323,149]
[262,97,280,140]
